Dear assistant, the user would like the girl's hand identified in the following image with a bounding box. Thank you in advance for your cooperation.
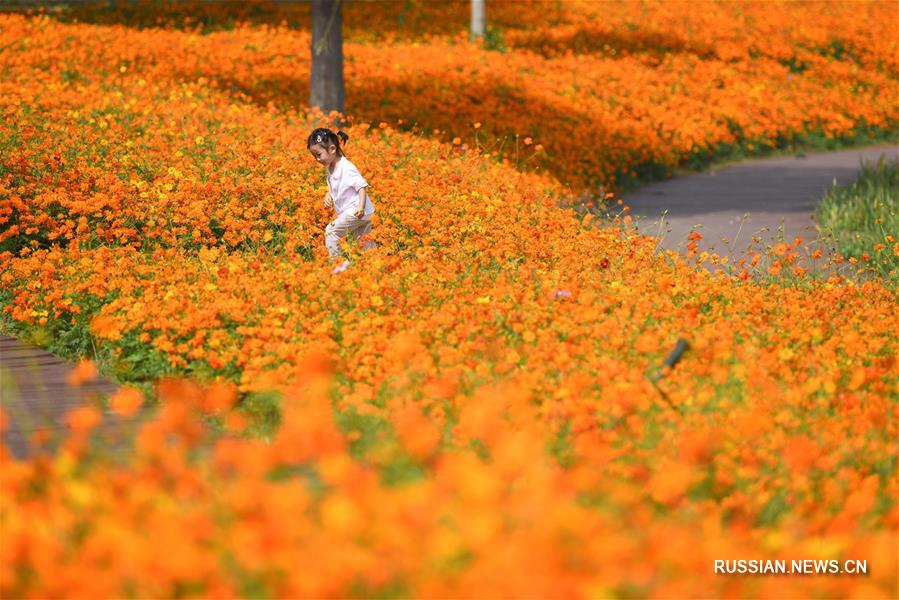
[323,192,333,209]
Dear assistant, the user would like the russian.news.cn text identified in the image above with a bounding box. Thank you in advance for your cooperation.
[715,560,867,576]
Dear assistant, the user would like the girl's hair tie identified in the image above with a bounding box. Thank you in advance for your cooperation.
[307,128,346,154]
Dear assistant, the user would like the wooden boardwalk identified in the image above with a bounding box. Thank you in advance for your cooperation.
[0,335,118,458]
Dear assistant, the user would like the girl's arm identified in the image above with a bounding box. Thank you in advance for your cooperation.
[355,187,368,216]
[323,189,333,209]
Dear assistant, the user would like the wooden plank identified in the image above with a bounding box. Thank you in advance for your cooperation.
[1,335,119,458]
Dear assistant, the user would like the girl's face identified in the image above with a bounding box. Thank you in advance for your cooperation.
[309,143,338,166]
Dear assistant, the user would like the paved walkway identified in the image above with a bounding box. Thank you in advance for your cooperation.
[621,144,899,269]
[1,335,118,458]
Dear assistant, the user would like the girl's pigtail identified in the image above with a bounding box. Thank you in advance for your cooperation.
[336,130,349,145]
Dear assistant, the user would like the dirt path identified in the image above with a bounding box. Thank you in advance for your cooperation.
[1,335,118,458]
[621,144,899,269]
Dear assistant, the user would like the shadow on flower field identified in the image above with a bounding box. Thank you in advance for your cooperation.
[33,0,899,194]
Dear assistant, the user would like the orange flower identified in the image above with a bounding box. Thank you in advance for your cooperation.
[394,403,442,461]
[65,405,102,433]
[647,459,700,505]
[66,359,98,386]
[109,386,143,417]
[772,242,789,256]
[202,381,237,414]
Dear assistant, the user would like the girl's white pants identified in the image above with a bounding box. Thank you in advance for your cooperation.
[325,210,373,260]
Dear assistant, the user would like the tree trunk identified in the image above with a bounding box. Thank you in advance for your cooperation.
[310,0,345,116]
[470,0,485,40]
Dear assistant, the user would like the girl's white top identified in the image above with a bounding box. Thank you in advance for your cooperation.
[328,156,375,217]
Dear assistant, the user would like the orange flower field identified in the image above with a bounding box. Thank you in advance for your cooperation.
[1,3,898,598]
[23,0,899,191]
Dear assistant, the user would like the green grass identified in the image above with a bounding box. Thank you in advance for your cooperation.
[815,156,899,282]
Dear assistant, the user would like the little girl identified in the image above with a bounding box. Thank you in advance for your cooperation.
[307,128,376,274]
